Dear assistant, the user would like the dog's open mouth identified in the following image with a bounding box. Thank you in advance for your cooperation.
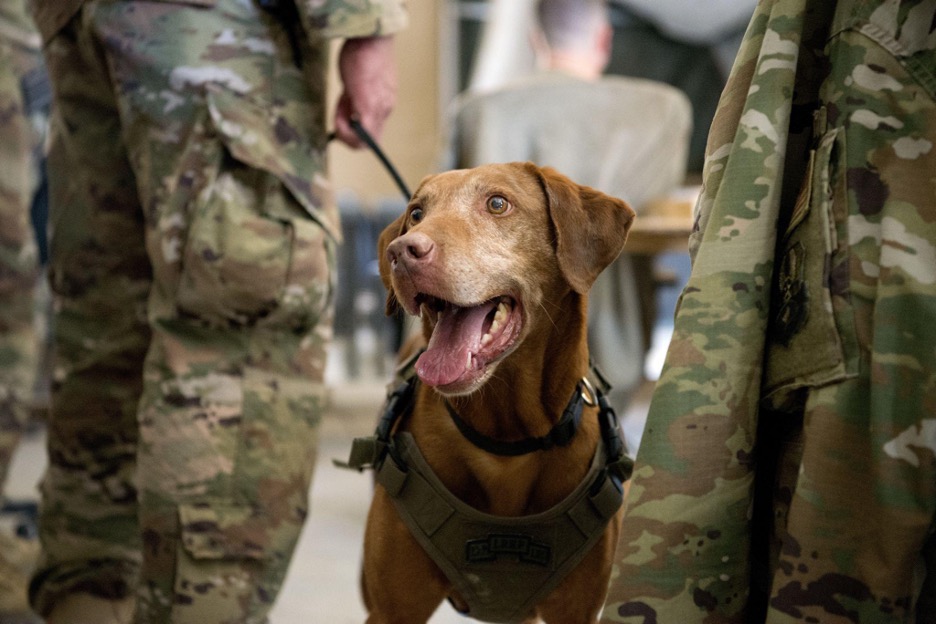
[414,294,522,391]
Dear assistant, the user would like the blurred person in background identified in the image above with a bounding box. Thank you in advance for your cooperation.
[605,0,755,174]
[468,0,755,176]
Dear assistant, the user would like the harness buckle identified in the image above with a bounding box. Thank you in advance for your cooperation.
[333,436,386,472]
[334,376,417,472]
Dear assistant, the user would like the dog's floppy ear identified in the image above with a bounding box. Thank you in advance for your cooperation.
[377,211,408,316]
[530,164,636,294]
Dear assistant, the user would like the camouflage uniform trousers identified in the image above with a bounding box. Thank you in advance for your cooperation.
[32,1,339,622]
[602,0,936,622]
[0,23,42,496]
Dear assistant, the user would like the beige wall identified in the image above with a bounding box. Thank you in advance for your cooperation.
[326,0,444,206]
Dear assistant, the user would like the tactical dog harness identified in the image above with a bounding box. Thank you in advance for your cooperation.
[337,361,633,623]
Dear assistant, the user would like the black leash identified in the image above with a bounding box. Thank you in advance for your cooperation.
[328,118,412,201]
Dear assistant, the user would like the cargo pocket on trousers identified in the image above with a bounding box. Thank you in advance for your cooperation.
[174,502,303,615]
[178,503,302,560]
[175,85,337,331]
[762,126,858,410]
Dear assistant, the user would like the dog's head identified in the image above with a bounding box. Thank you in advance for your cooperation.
[378,162,634,396]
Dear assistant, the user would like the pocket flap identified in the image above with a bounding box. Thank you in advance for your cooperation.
[763,127,857,408]
[205,85,340,242]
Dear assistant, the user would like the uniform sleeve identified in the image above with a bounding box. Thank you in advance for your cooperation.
[296,0,408,40]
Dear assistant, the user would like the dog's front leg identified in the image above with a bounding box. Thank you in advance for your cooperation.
[536,514,623,624]
[361,487,452,624]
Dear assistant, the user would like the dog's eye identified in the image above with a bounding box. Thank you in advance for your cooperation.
[486,195,511,215]
[409,206,424,223]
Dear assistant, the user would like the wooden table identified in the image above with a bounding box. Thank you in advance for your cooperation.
[625,187,699,255]
[621,187,699,347]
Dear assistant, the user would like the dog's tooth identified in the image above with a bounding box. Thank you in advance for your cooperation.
[481,301,508,346]
[481,303,507,344]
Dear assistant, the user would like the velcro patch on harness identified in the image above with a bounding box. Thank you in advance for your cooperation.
[465,534,552,567]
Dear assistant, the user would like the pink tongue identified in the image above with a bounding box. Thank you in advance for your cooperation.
[416,301,497,387]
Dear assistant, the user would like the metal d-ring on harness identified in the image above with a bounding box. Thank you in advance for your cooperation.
[336,357,634,623]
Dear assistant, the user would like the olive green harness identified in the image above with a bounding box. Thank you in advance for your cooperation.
[337,362,633,623]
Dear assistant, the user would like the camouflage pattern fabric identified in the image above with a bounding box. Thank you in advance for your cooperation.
[602,0,936,622]
[29,0,405,622]
[0,1,41,496]
[31,0,408,46]
[0,0,41,50]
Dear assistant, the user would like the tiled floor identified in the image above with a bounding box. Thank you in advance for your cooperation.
[7,373,651,624]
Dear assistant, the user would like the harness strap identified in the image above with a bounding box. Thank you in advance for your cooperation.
[335,362,634,485]
[332,375,416,472]
[334,361,635,622]
[596,391,633,488]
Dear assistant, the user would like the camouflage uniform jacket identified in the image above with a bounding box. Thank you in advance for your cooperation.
[31,0,407,45]
[603,0,936,622]
[0,0,40,49]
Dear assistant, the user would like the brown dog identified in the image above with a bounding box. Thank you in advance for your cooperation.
[353,162,635,623]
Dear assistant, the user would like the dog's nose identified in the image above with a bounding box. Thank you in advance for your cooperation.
[388,232,435,266]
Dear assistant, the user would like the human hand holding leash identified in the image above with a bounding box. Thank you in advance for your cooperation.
[333,35,397,149]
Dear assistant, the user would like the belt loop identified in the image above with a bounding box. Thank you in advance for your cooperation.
[813,105,828,137]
